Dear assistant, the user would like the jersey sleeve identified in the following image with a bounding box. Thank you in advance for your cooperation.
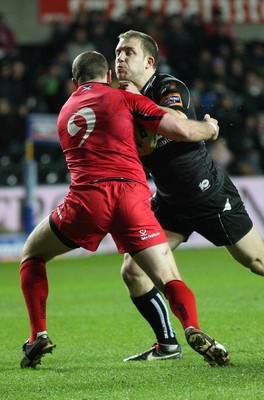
[153,75,196,119]
[124,91,166,132]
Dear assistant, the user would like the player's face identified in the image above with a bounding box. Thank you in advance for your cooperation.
[115,38,149,86]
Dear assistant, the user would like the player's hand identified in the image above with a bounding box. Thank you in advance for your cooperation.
[118,81,141,95]
[203,114,219,141]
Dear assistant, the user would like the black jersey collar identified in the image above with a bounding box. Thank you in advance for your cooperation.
[141,73,157,96]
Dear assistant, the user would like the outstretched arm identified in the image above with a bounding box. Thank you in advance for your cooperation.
[119,81,219,142]
[157,111,219,142]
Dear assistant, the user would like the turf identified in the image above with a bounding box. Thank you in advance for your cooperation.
[0,248,264,399]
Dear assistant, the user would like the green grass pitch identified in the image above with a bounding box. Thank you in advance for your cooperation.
[0,247,264,399]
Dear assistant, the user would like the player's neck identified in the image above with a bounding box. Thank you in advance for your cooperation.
[138,70,156,91]
[81,79,107,84]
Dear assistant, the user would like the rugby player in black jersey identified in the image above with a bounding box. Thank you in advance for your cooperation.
[115,30,264,364]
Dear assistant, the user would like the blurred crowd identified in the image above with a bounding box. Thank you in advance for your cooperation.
[0,6,264,186]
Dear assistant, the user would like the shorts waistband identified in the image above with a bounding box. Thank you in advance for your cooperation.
[90,177,136,184]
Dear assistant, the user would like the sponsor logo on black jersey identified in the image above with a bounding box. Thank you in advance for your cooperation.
[199,179,211,192]
[223,198,232,211]
[161,93,183,107]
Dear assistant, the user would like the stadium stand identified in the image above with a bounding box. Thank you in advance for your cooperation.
[0,6,264,186]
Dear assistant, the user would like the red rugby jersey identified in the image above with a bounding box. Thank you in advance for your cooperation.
[57,83,165,188]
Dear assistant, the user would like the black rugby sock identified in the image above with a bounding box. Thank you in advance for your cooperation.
[132,287,178,345]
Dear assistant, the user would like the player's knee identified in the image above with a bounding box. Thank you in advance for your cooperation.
[21,240,32,263]
[121,260,135,283]
[249,256,264,276]
[241,249,264,276]
[121,254,143,284]
[232,248,264,276]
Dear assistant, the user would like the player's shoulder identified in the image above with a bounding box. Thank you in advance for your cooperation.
[154,73,189,93]
[115,87,152,115]
[106,85,135,105]
[155,72,180,84]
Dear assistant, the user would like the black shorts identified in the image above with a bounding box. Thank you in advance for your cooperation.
[153,174,253,246]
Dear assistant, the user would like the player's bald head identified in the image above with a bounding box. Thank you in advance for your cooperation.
[72,51,109,84]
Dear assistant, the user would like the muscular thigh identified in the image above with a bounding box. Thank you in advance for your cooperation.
[226,225,264,267]
[22,216,72,262]
[132,242,182,292]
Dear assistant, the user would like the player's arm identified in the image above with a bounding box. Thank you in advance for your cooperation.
[121,81,218,141]
[159,106,187,119]
[159,106,219,141]
[157,112,219,142]
[149,82,218,141]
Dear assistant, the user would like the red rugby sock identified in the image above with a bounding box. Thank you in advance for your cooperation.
[164,280,200,330]
[20,258,48,342]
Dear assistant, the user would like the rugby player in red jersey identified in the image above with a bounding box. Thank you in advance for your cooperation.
[19,51,226,368]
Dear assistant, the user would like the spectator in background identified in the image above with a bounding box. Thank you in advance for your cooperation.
[164,13,195,80]
[0,59,29,160]
[189,81,205,120]
[0,95,26,181]
[256,112,264,172]
[0,59,31,109]
[51,50,72,82]
[36,62,67,114]
[205,5,236,55]
[127,6,150,32]
[66,27,96,62]
[0,60,13,99]
[90,21,115,63]
[228,113,263,175]
[0,97,14,149]
[192,49,214,82]
[186,12,208,57]
[231,37,252,72]
[242,70,264,114]
[0,12,17,60]
[211,56,227,82]
[226,57,246,92]
[66,9,91,40]
[214,90,243,144]
[11,59,31,109]
[248,40,264,72]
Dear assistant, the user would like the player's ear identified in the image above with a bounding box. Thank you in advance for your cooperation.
[72,78,78,89]
[107,69,112,84]
[146,56,155,69]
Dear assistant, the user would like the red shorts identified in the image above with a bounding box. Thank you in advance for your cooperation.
[50,181,167,254]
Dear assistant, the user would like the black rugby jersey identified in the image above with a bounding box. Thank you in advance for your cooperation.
[140,72,224,207]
